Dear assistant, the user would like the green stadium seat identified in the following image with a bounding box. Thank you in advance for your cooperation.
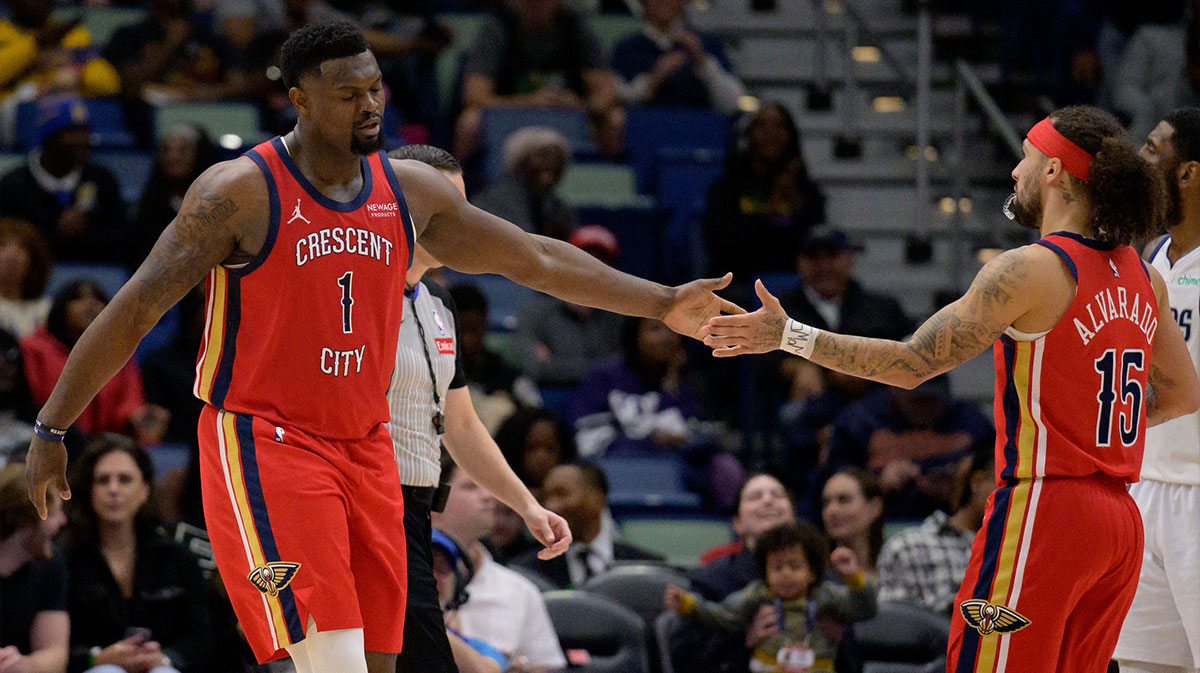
[557,163,654,208]
[74,7,148,46]
[619,517,733,567]
[154,102,264,146]
[591,15,641,61]
[0,154,23,178]
[434,13,491,113]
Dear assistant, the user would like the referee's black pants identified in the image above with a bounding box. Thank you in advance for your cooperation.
[397,484,459,673]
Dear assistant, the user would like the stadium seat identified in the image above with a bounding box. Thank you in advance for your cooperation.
[0,154,22,177]
[480,106,593,184]
[558,163,651,209]
[582,563,689,626]
[591,15,642,61]
[853,602,951,667]
[92,150,153,206]
[77,7,147,45]
[46,262,129,300]
[433,13,490,113]
[598,454,702,512]
[655,149,725,280]
[440,271,539,332]
[147,442,190,481]
[576,205,665,282]
[510,563,558,593]
[618,517,732,567]
[544,591,649,673]
[625,107,731,194]
[154,102,264,147]
[12,98,137,151]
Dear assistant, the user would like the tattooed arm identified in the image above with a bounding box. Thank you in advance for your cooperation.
[25,159,264,517]
[702,247,1043,390]
[1144,264,1200,426]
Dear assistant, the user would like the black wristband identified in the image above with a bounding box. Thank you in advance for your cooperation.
[33,419,68,442]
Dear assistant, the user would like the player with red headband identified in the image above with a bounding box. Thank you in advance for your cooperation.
[698,105,1200,672]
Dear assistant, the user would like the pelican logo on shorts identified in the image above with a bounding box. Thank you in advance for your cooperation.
[960,599,1031,636]
[247,561,301,597]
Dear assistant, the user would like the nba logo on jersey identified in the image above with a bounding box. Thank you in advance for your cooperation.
[275,426,285,442]
[432,309,447,336]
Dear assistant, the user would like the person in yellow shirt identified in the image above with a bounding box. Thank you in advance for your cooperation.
[0,0,119,99]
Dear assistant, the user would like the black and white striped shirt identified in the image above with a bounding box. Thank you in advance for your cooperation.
[385,279,465,487]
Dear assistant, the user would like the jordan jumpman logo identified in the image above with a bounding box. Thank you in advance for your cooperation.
[288,198,310,225]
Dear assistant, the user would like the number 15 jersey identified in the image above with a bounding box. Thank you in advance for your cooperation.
[993,232,1156,484]
[193,138,414,440]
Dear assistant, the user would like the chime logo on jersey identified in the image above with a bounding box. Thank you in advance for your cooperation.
[247,561,301,597]
[960,599,1031,635]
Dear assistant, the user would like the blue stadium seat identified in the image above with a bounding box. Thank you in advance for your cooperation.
[12,98,138,151]
[147,442,190,481]
[598,454,702,511]
[92,150,153,206]
[480,106,594,184]
[625,107,731,194]
[46,262,129,300]
[655,149,725,281]
[576,205,666,282]
[440,270,540,332]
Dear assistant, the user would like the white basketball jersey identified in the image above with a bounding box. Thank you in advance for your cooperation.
[1145,236,1200,485]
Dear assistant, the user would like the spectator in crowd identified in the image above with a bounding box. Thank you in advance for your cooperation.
[513,460,663,589]
[20,280,169,446]
[704,102,825,281]
[877,450,994,616]
[0,462,69,673]
[779,227,913,340]
[473,127,578,240]
[774,367,877,519]
[448,283,542,432]
[665,522,877,673]
[516,225,624,387]
[0,328,37,465]
[0,218,52,339]
[0,0,119,101]
[486,502,543,567]
[429,530,508,673]
[1112,11,1193,140]
[820,467,884,578]
[0,98,128,264]
[432,460,568,673]
[612,0,746,115]
[454,0,625,158]
[104,0,233,104]
[670,473,796,673]
[495,407,577,494]
[130,125,220,269]
[572,316,743,509]
[825,376,993,520]
[63,435,212,673]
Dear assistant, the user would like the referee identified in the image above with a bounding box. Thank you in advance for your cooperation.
[386,146,572,673]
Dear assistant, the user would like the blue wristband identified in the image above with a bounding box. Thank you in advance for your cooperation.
[33,419,67,442]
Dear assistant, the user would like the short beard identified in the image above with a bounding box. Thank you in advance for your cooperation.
[350,133,384,156]
[1004,188,1043,231]
[1163,162,1183,228]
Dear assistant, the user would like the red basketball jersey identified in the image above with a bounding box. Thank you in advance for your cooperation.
[193,138,413,439]
[993,232,1156,483]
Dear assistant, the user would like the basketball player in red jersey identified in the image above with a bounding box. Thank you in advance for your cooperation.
[21,21,742,673]
[699,106,1200,672]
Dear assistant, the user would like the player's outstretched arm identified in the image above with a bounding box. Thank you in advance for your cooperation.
[702,247,1039,389]
[396,159,743,339]
[25,159,262,518]
[1144,264,1200,426]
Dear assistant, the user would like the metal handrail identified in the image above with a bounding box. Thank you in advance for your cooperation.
[954,60,1023,159]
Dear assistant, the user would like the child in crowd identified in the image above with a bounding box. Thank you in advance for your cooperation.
[665,522,877,672]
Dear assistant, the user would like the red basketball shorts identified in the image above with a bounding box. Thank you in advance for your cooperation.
[198,405,407,663]
[947,475,1143,673]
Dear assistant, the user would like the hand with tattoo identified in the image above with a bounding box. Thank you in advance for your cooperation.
[700,279,789,356]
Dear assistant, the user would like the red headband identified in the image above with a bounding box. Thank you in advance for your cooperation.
[1027,118,1092,182]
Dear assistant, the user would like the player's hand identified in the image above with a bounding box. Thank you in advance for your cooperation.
[830,546,860,577]
[702,279,788,357]
[0,646,32,673]
[663,273,745,341]
[521,504,572,560]
[25,436,70,520]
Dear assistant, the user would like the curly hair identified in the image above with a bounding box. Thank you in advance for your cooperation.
[754,521,828,585]
[1164,108,1200,163]
[1049,106,1168,246]
[280,21,369,89]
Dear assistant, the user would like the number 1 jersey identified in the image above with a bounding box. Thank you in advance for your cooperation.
[993,232,1156,483]
[193,138,414,439]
